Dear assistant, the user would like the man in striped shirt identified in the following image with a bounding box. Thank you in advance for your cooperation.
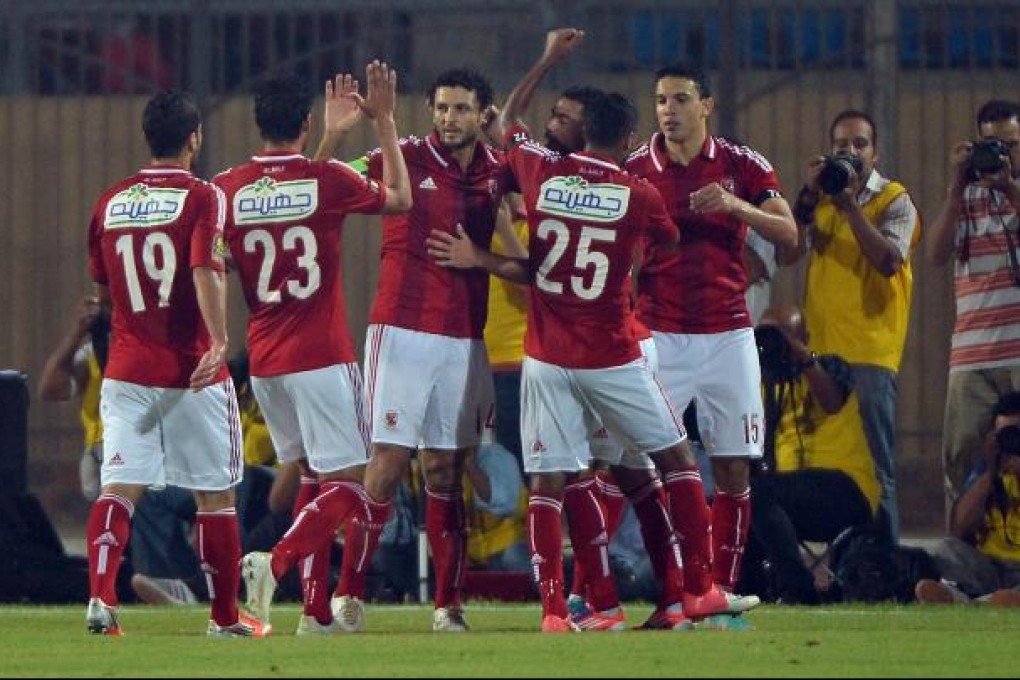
[927,99,1020,528]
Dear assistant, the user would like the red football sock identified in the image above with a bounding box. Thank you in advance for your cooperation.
[425,488,466,610]
[595,470,626,538]
[291,476,332,621]
[270,480,361,579]
[528,492,567,619]
[664,468,714,596]
[336,495,391,600]
[712,487,751,591]
[196,509,242,627]
[563,478,618,612]
[629,479,684,607]
[86,494,134,606]
[292,475,320,520]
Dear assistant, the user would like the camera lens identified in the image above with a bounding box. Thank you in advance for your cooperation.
[995,425,1020,458]
[970,139,1009,175]
[818,153,863,196]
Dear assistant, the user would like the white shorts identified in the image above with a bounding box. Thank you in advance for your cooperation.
[521,355,685,475]
[99,378,243,491]
[652,328,764,459]
[588,337,659,471]
[251,364,369,474]
[365,325,494,450]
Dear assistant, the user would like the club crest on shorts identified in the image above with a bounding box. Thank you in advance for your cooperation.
[384,410,399,430]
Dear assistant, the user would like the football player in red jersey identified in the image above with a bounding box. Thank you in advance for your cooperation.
[219,64,411,635]
[84,90,269,638]
[625,64,797,619]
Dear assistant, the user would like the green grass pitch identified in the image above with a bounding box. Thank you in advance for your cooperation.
[0,602,1015,677]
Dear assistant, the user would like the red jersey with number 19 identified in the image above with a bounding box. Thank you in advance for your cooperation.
[215,153,387,377]
[87,166,228,388]
[625,133,783,334]
[499,142,679,369]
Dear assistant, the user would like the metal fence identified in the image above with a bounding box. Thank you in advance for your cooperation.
[2,0,1018,534]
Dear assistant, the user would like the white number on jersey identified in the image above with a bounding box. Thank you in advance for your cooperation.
[115,232,177,313]
[242,225,321,303]
[534,219,616,300]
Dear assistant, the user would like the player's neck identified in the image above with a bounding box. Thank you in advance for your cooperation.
[449,144,476,173]
[664,129,707,165]
[262,140,304,156]
[149,155,190,170]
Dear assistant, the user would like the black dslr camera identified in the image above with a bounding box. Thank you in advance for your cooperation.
[969,138,1011,176]
[755,325,800,384]
[995,425,1020,460]
[818,152,864,196]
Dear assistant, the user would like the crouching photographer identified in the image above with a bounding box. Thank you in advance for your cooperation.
[915,392,1020,606]
[738,304,882,605]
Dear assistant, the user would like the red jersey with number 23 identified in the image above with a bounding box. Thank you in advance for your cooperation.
[499,142,679,369]
[88,166,228,388]
[215,153,387,377]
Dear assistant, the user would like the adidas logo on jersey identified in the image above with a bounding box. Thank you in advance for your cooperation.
[418,176,437,190]
[108,452,125,466]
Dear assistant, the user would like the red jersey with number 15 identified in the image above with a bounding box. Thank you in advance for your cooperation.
[87,166,228,388]
[498,142,679,369]
[215,153,387,377]
[626,133,783,334]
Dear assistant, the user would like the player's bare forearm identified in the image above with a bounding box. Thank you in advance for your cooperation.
[362,61,412,213]
[191,267,228,390]
[427,225,529,283]
[499,28,585,138]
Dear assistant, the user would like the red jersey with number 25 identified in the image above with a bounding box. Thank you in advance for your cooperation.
[88,166,228,388]
[215,152,387,377]
[499,142,679,369]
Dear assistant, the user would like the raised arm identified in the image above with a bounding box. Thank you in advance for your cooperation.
[312,73,364,161]
[359,61,412,214]
[497,28,585,140]
[38,295,101,401]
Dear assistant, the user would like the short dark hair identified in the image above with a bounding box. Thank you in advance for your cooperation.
[654,63,711,99]
[583,92,637,149]
[977,99,1020,129]
[427,68,492,110]
[829,109,878,148]
[142,90,201,158]
[560,85,604,113]
[993,392,1020,420]
[254,73,314,143]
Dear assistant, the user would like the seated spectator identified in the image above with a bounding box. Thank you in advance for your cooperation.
[38,295,199,605]
[915,392,1020,607]
[739,304,881,605]
[463,442,529,572]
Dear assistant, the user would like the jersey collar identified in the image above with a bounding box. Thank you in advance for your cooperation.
[426,130,498,171]
[251,150,305,163]
[649,132,717,172]
[570,151,621,171]
[141,164,190,175]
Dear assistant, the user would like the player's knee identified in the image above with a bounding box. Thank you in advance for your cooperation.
[712,457,750,492]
